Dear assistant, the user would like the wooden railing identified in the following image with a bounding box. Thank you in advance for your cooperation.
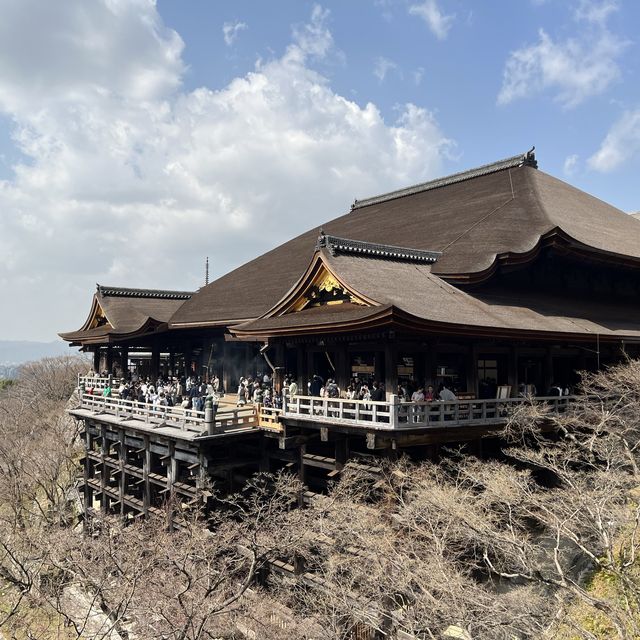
[78,374,121,393]
[283,395,393,430]
[282,394,577,431]
[395,395,575,429]
[77,393,258,435]
[257,405,284,431]
[76,381,577,433]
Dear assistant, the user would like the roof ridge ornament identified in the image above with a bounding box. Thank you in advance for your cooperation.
[97,285,193,300]
[317,233,440,263]
[351,148,539,211]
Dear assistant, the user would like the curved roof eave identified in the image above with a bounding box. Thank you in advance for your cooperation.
[438,227,640,285]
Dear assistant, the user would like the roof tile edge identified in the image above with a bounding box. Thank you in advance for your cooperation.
[317,232,440,263]
[351,148,537,211]
[97,284,193,300]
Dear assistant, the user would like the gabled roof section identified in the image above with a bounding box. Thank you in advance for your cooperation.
[60,284,193,345]
[351,149,537,210]
[261,247,379,319]
[232,249,640,342]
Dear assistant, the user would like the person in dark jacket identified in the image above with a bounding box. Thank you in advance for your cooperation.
[370,381,385,402]
[310,374,323,397]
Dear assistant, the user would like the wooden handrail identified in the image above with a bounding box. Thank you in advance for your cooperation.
[77,393,258,434]
[78,374,121,391]
[282,394,578,430]
[78,387,578,433]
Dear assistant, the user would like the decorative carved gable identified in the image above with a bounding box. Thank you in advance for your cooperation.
[287,264,369,313]
[88,302,111,330]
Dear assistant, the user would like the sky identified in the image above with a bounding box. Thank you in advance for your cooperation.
[0,0,639,342]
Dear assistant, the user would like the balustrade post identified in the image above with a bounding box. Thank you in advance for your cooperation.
[79,383,86,406]
[389,394,400,429]
[204,397,215,435]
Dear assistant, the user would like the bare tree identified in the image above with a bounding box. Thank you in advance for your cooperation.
[2,356,639,640]
[0,355,87,636]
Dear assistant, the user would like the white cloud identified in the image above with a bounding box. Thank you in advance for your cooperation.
[373,56,397,82]
[413,67,425,86]
[574,0,619,25]
[497,24,627,108]
[588,110,640,172]
[0,1,453,341]
[563,153,579,176]
[222,21,247,46]
[408,0,454,40]
[291,5,333,60]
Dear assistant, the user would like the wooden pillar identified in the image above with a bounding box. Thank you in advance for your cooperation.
[143,436,150,517]
[120,347,129,378]
[335,344,349,394]
[106,346,114,375]
[298,443,306,506]
[168,351,175,377]
[151,341,160,380]
[83,427,92,524]
[425,342,436,387]
[374,350,384,386]
[118,429,126,518]
[243,343,251,380]
[467,344,480,396]
[197,452,209,493]
[507,345,518,397]
[184,341,193,377]
[221,341,230,394]
[259,436,270,473]
[544,347,554,394]
[414,347,425,389]
[306,347,315,392]
[100,425,109,514]
[273,343,285,394]
[93,349,100,373]
[384,340,398,400]
[166,441,177,529]
[335,437,348,471]
[296,344,306,391]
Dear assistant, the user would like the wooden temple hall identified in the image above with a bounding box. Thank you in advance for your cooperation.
[61,149,640,518]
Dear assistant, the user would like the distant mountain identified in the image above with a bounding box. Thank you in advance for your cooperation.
[0,340,76,378]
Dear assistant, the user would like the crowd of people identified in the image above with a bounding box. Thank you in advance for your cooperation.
[85,367,521,415]
[83,370,223,413]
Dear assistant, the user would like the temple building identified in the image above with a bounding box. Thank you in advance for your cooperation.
[61,149,640,520]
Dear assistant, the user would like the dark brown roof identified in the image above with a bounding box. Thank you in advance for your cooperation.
[60,285,193,344]
[234,249,640,341]
[171,152,640,329]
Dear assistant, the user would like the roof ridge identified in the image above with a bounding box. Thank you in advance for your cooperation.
[317,232,440,263]
[351,148,537,211]
[97,284,193,300]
